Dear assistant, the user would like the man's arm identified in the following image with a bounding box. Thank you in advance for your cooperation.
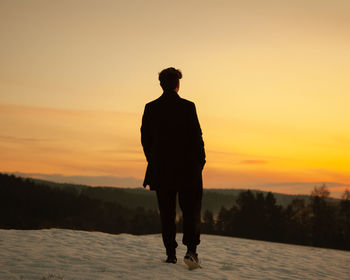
[141,104,152,162]
[190,103,206,169]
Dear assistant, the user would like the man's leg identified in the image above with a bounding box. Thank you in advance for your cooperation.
[156,189,178,258]
[178,187,203,253]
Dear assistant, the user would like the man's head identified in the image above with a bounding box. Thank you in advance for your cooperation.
[159,67,182,92]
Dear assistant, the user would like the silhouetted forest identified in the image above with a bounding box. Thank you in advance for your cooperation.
[0,174,160,234]
[200,187,350,251]
[1,173,349,250]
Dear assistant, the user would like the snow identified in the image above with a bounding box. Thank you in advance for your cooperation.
[1,229,349,280]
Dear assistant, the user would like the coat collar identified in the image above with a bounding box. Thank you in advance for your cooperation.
[160,90,180,99]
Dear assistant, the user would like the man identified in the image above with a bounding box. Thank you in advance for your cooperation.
[141,67,206,267]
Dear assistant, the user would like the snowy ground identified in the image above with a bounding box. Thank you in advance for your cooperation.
[1,229,349,280]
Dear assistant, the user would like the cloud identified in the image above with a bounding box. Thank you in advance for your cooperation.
[239,160,267,165]
[257,181,350,190]
[97,148,142,155]
[0,135,53,143]
[254,181,350,198]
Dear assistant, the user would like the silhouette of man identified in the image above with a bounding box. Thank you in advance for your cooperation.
[141,67,206,264]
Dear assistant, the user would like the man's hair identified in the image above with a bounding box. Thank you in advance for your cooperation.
[158,67,182,91]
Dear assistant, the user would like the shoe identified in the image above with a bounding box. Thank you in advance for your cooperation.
[184,251,201,270]
[165,255,177,264]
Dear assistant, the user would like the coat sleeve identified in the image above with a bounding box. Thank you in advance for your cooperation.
[141,104,152,162]
[190,103,206,169]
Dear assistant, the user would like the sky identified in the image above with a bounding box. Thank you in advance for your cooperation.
[1,0,350,197]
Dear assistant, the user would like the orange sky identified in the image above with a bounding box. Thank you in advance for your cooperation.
[1,1,350,197]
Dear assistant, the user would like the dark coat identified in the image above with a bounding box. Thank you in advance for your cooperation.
[141,90,206,191]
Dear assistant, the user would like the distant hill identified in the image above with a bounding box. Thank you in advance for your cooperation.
[5,173,331,216]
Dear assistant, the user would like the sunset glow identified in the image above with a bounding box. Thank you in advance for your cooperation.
[1,1,350,197]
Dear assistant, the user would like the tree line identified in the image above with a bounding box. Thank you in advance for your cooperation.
[1,173,349,250]
[0,174,160,234]
[200,186,350,250]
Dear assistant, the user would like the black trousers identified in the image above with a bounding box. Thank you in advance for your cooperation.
[156,187,202,255]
